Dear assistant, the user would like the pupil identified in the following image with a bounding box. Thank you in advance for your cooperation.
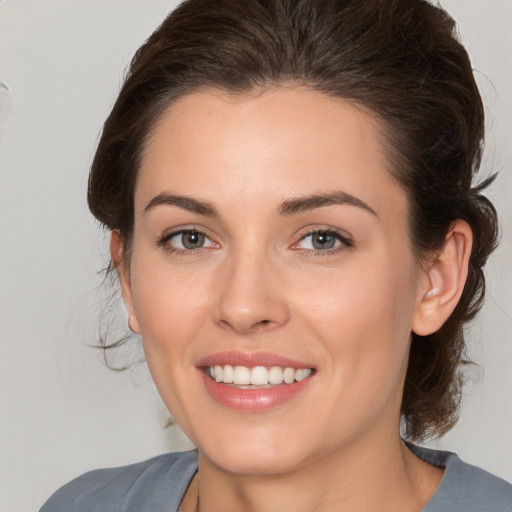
[312,232,335,250]
[183,231,204,249]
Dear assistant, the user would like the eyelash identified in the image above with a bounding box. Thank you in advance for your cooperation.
[292,228,353,256]
[157,227,217,255]
[156,227,353,256]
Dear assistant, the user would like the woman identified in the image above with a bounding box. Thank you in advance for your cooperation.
[41,0,512,510]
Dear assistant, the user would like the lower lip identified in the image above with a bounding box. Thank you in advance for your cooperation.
[199,370,313,412]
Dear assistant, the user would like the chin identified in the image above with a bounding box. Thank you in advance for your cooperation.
[193,421,321,476]
[204,445,306,476]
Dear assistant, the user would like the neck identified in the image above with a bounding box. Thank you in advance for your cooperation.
[195,432,443,512]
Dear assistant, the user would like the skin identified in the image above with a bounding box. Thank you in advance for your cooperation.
[114,87,472,511]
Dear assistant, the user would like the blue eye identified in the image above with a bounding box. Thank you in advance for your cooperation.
[296,230,351,251]
[163,230,216,251]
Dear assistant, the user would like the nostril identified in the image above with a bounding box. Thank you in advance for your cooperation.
[253,319,273,331]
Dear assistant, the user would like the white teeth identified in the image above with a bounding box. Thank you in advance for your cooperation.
[268,366,284,384]
[283,367,295,384]
[294,368,312,382]
[222,364,234,383]
[208,365,312,386]
[250,366,268,385]
[233,366,251,385]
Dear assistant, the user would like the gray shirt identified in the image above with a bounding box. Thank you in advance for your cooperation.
[41,445,512,511]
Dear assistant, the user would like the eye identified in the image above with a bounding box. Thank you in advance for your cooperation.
[160,229,217,251]
[294,229,352,252]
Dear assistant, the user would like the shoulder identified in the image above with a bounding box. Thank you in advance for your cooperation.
[408,443,512,511]
[39,450,198,512]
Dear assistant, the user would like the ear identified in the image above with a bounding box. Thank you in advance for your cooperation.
[412,220,473,336]
[110,230,140,334]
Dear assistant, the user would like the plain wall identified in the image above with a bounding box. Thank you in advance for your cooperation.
[1,1,510,510]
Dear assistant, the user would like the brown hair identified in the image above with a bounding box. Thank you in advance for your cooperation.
[88,0,499,440]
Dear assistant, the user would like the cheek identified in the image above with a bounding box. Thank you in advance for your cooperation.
[293,252,418,381]
[128,264,213,425]
[295,251,417,332]
[296,261,417,434]
[128,254,214,373]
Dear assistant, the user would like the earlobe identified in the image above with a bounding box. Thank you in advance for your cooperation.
[412,220,473,336]
[110,231,140,334]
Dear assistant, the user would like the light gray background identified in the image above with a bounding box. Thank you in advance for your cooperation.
[1,1,511,511]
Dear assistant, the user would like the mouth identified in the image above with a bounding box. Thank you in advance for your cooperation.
[205,364,313,388]
[197,353,316,411]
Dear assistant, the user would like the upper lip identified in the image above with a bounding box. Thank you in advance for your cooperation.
[196,351,314,369]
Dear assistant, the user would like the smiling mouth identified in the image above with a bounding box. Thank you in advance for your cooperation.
[206,365,313,387]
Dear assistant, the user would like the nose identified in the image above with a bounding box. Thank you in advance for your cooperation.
[212,249,290,335]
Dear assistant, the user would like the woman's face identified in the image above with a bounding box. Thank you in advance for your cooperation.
[122,87,429,474]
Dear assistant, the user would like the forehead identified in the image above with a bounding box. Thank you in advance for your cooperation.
[136,87,405,218]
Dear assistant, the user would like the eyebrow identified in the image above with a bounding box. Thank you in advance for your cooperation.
[144,193,219,216]
[279,190,378,217]
[144,190,377,218]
